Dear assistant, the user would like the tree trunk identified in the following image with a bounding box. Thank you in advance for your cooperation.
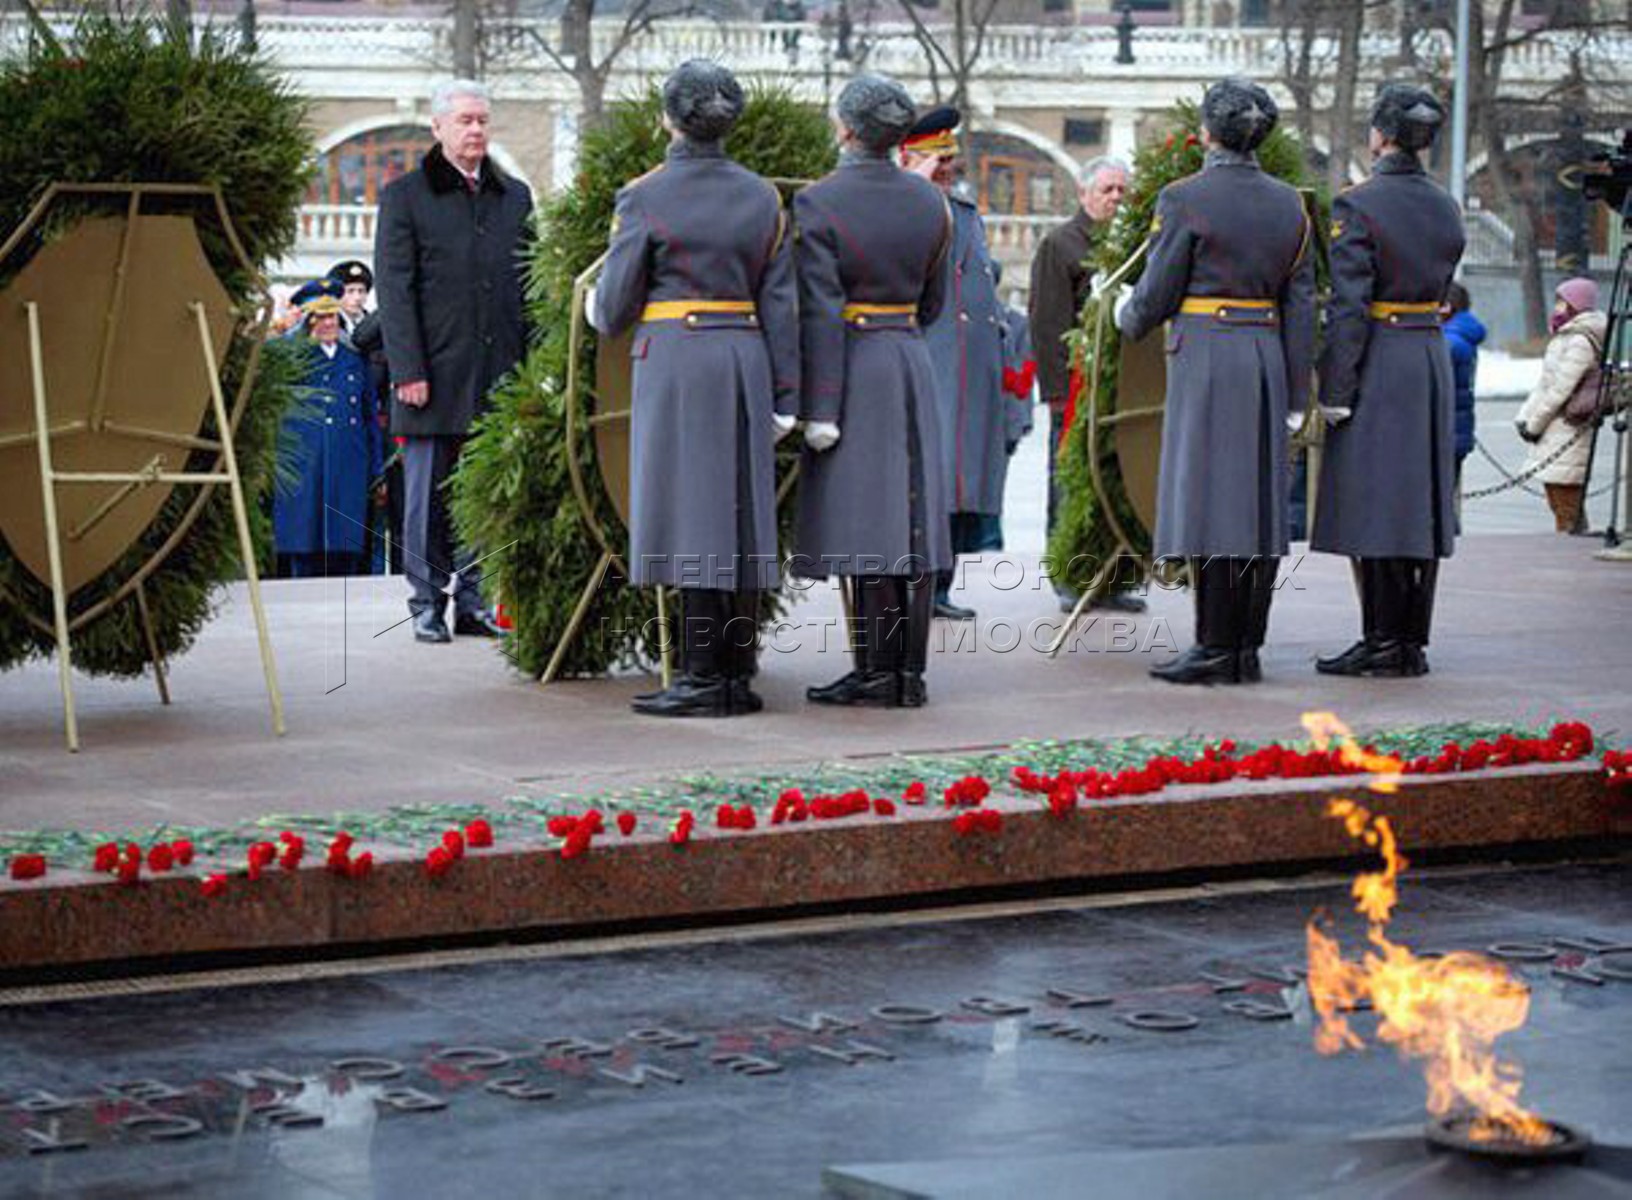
[1278,0,1319,170]
[1325,0,1363,193]
[452,0,480,78]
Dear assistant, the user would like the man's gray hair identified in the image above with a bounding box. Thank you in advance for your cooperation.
[1079,155,1129,186]
[431,79,491,117]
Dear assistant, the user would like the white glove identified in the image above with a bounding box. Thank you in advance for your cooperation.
[585,284,605,334]
[1111,286,1133,332]
[772,412,796,442]
[804,420,841,452]
[1320,405,1353,427]
[1088,270,1110,300]
[1286,410,1307,435]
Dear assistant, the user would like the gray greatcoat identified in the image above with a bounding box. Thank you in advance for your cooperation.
[792,151,953,579]
[923,194,1009,516]
[595,140,799,591]
[1117,148,1316,561]
[374,144,534,437]
[1312,152,1466,559]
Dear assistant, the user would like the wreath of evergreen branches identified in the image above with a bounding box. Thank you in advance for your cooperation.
[0,13,311,676]
[1046,101,1323,597]
[453,88,837,679]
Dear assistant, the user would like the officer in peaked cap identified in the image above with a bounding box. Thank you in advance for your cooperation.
[900,105,1009,623]
[327,259,375,339]
[1115,77,1316,686]
[283,278,344,338]
[1312,83,1464,679]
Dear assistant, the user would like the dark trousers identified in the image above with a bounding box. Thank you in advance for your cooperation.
[679,588,761,681]
[1353,558,1439,648]
[1192,556,1278,650]
[852,572,933,674]
[402,435,482,619]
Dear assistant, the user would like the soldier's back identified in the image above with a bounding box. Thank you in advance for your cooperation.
[1173,166,1308,299]
[800,161,947,304]
[631,154,782,300]
[1339,170,1464,303]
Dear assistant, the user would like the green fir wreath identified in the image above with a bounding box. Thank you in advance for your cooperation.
[453,88,837,679]
[1046,101,1322,598]
[0,12,311,676]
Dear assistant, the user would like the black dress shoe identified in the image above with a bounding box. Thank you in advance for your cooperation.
[1091,592,1148,614]
[632,675,733,717]
[1316,640,1424,678]
[900,672,928,708]
[413,610,452,644]
[933,599,976,620]
[806,669,903,707]
[1149,645,1241,685]
[454,611,507,638]
[1238,648,1262,683]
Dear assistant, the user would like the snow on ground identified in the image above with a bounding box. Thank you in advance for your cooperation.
[1476,349,1544,399]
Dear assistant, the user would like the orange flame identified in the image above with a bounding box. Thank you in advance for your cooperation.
[1306,788,1551,1145]
[1301,711,1403,793]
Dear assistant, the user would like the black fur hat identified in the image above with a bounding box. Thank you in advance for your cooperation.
[1371,83,1445,153]
[1201,78,1279,154]
[836,74,917,154]
[662,59,745,143]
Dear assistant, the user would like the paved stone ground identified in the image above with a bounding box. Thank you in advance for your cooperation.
[1,391,1628,836]
[0,859,1627,1197]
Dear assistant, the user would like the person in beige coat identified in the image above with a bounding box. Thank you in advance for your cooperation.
[1516,277,1606,533]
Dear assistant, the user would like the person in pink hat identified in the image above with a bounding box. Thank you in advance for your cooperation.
[1516,277,1606,533]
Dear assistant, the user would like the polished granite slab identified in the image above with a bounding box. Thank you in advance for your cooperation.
[1,859,1629,1198]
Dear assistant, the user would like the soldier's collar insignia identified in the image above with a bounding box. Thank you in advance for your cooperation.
[1149,212,1163,234]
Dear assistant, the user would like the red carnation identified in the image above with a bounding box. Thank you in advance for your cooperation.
[171,840,195,867]
[117,857,141,885]
[147,844,175,873]
[9,854,46,881]
[425,846,454,878]
[329,832,355,857]
[546,816,576,838]
[873,797,897,817]
[123,842,141,864]
[279,841,304,871]
[249,841,277,869]
[93,843,119,872]
[617,812,637,836]
[349,852,375,879]
[465,819,494,848]
[200,873,228,898]
[716,804,736,829]
[441,830,465,860]
[670,810,695,846]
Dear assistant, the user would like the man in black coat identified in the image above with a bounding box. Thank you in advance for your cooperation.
[374,79,533,643]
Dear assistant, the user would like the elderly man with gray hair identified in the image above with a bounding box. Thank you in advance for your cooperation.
[375,79,533,643]
[1027,154,1141,612]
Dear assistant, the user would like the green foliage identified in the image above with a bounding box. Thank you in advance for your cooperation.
[1046,102,1323,594]
[453,88,837,678]
[0,13,312,675]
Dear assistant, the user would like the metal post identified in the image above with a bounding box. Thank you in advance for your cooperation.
[1114,3,1136,66]
[190,301,286,736]
[1449,0,1471,208]
[25,303,80,752]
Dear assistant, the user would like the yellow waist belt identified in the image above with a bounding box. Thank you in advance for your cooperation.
[1177,297,1277,317]
[842,302,918,326]
[1369,301,1442,322]
[641,299,757,323]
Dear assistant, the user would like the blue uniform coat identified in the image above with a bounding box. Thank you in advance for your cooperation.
[274,340,383,556]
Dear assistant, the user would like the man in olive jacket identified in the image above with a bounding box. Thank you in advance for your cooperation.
[375,79,533,643]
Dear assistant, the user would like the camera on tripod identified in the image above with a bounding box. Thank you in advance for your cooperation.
[1581,128,1632,216]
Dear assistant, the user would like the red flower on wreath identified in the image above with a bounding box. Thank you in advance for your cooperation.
[10,854,46,881]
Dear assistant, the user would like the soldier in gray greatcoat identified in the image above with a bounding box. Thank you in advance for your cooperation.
[901,106,1009,621]
[1313,84,1465,678]
[1115,78,1316,685]
[792,74,953,708]
[591,60,800,717]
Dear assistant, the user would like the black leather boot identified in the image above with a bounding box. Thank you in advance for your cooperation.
[1237,556,1278,683]
[726,590,765,713]
[1318,558,1383,675]
[634,590,734,717]
[1404,559,1437,676]
[1151,557,1242,685]
[809,574,905,706]
[900,573,932,707]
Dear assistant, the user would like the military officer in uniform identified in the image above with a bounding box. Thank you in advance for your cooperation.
[591,60,799,717]
[273,280,384,577]
[901,106,1009,621]
[793,74,953,707]
[1115,78,1315,685]
[1313,84,1464,678]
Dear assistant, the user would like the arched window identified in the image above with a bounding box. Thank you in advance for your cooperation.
[964,130,1074,218]
[307,124,430,207]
